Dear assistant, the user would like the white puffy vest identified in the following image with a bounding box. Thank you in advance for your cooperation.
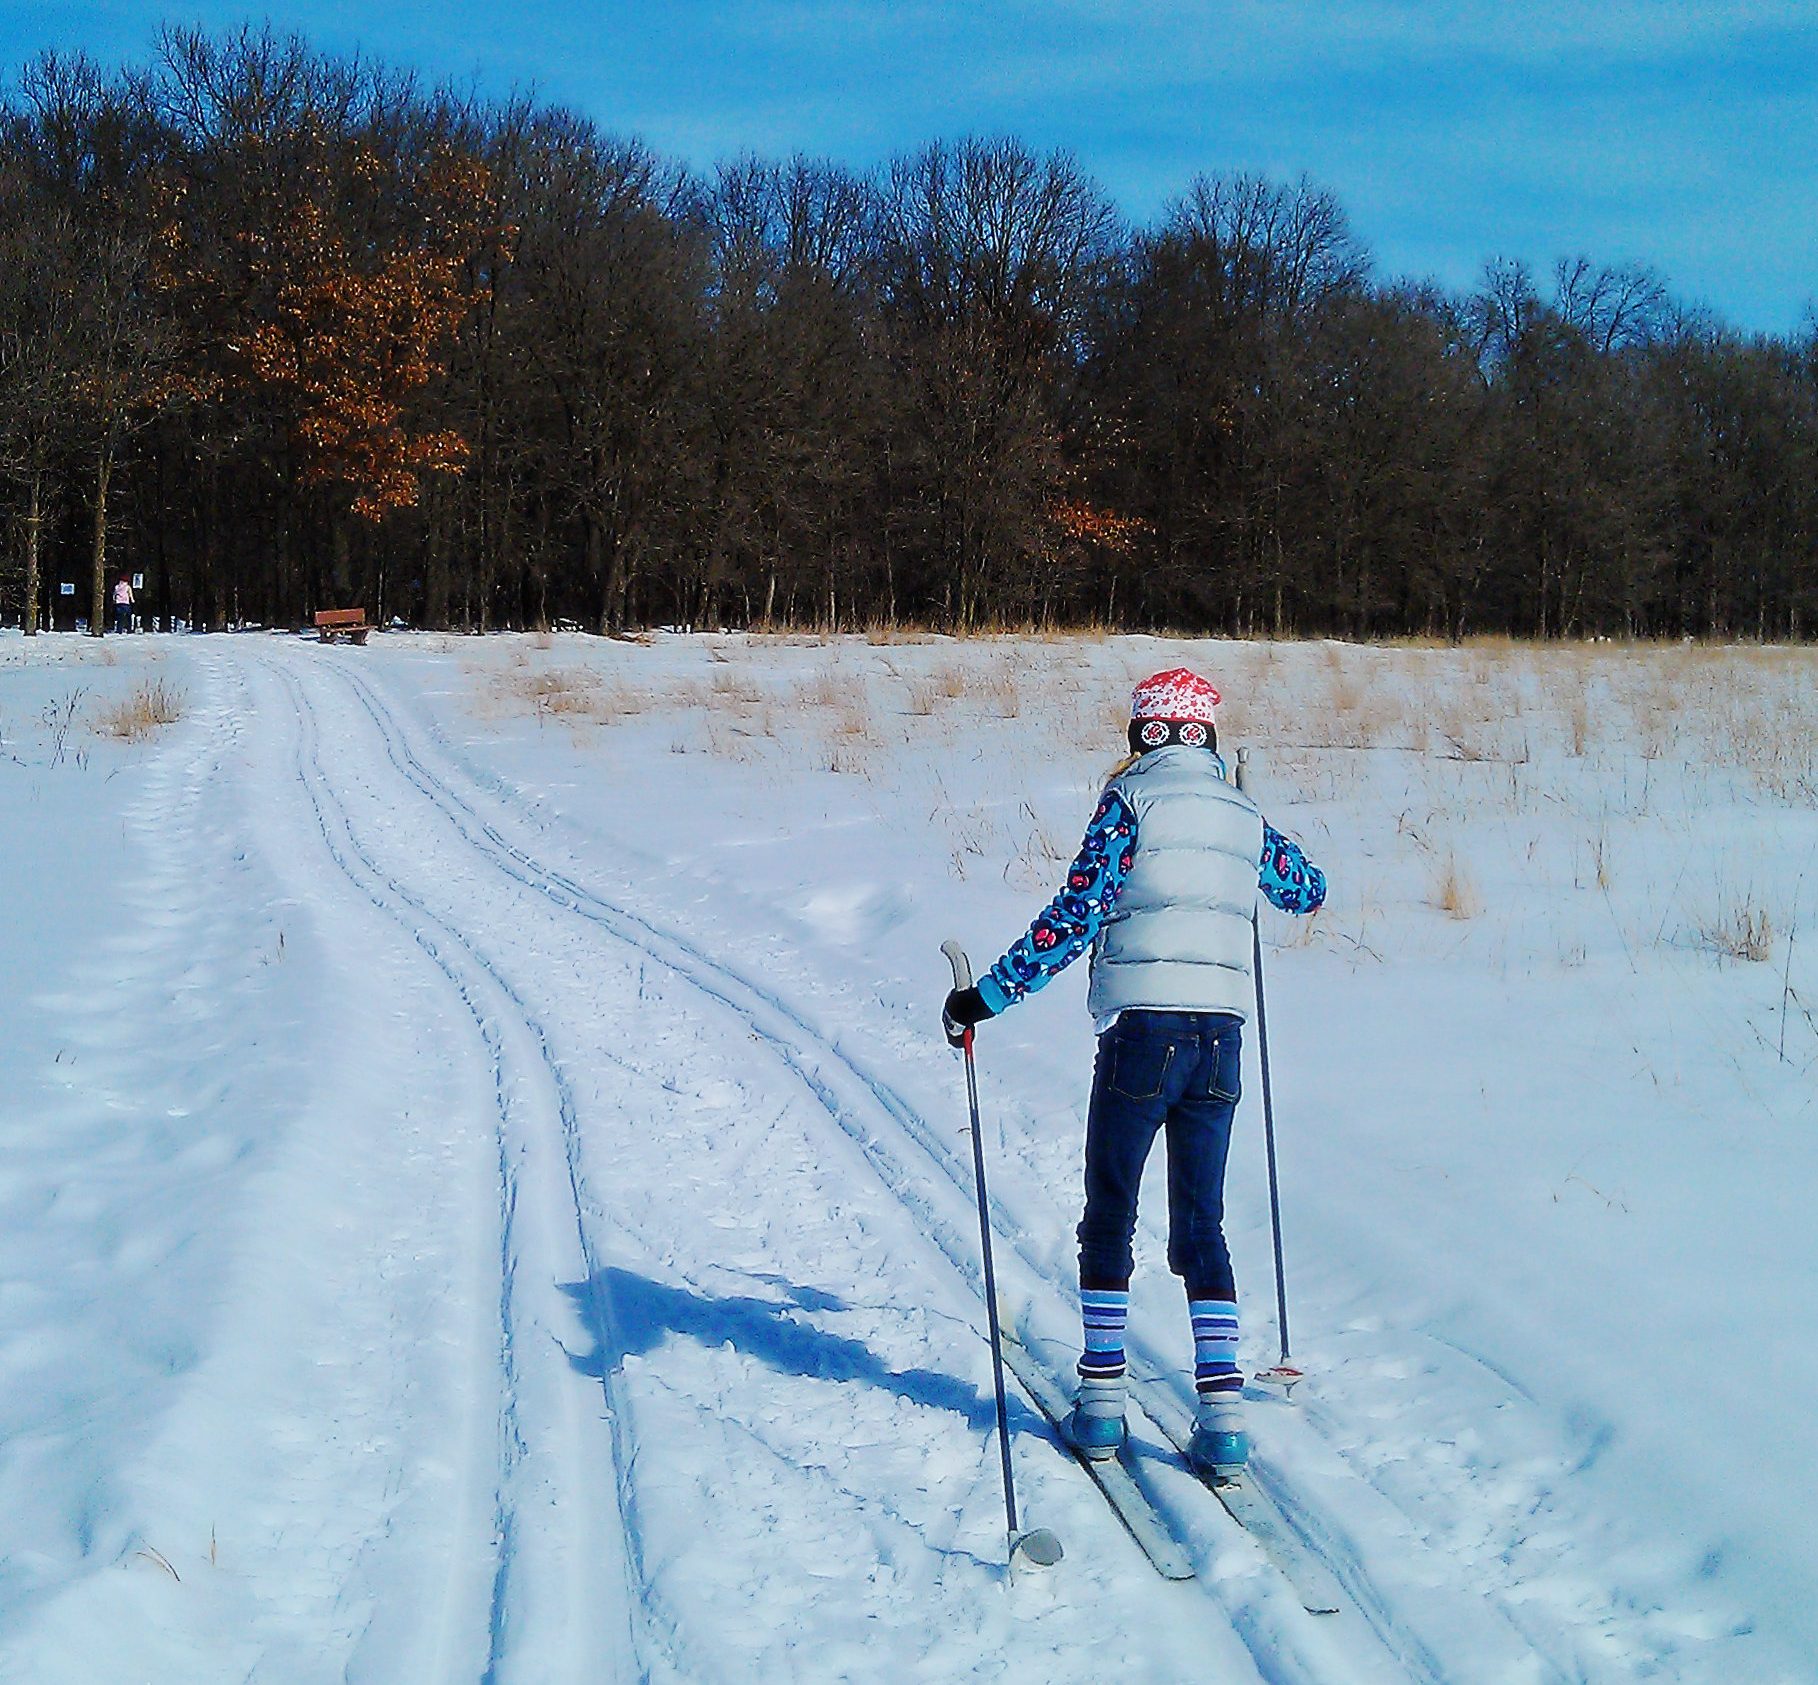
[1086,748,1263,1022]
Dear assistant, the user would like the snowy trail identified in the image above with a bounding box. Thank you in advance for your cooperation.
[370,633,1816,1684]
[251,640,1587,1685]
[343,648,1520,1676]
[232,642,1324,1681]
[3,649,517,1681]
[263,655,661,1683]
[7,630,1799,1681]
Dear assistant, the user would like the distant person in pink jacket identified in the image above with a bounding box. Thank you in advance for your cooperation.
[111,576,133,635]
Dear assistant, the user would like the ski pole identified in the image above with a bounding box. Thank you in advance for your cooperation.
[1234,751,1302,1392]
[941,941,1063,1574]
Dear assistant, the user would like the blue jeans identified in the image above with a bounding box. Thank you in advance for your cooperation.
[1078,1009,1243,1302]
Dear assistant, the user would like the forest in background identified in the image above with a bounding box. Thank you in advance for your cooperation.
[0,26,1814,641]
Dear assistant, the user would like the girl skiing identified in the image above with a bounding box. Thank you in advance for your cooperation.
[942,668,1325,1478]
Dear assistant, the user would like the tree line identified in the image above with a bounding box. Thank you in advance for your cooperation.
[1,26,1813,641]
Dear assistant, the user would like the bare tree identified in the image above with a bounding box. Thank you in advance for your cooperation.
[0,177,84,633]
[1102,173,1369,631]
[699,155,881,626]
[1554,257,1671,355]
[14,53,182,634]
[874,137,1119,626]
[506,115,705,633]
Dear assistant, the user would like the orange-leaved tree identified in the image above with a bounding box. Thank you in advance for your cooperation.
[157,129,500,532]
[1050,497,1149,551]
[1047,496,1151,622]
[237,150,494,521]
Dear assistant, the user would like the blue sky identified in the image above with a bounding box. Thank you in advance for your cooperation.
[5,1,1812,334]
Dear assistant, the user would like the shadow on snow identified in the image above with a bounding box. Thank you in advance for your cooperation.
[562,1266,1035,1435]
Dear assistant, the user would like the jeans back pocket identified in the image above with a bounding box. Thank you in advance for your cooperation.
[1205,1033,1242,1104]
[1109,1034,1175,1101]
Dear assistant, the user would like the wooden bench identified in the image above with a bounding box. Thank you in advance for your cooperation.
[314,607,371,646]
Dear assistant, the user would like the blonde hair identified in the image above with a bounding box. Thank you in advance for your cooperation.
[1102,751,1140,782]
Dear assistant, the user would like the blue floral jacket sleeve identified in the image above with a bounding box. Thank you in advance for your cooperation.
[1260,824,1326,913]
[978,790,1139,1012]
[977,797,1327,1014]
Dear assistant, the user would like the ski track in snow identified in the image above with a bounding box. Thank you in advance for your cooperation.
[4,631,1807,1682]
[254,647,1320,1683]
[383,635,1814,1685]
[265,641,1578,1685]
[267,657,665,1683]
[218,643,1303,1683]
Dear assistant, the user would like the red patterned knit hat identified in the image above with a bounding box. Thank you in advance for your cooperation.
[1129,668,1221,751]
[1132,668,1221,723]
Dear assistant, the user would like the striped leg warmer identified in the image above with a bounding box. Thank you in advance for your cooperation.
[1076,1287,1130,1419]
[1190,1299,1242,1402]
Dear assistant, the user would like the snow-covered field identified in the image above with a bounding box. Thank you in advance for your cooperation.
[2,627,1815,1684]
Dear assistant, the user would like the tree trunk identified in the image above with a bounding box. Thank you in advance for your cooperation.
[211,531,229,631]
[603,532,630,634]
[272,511,290,630]
[23,471,41,637]
[425,512,449,629]
[1273,529,1286,637]
[329,514,352,608]
[587,512,613,635]
[88,447,114,637]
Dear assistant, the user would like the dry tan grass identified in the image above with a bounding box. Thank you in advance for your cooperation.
[899,660,1021,718]
[1626,675,1680,761]
[1026,622,1116,644]
[1562,676,1593,756]
[1005,800,1067,890]
[794,667,846,710]
[1320,643,1365,707]
[97,677,183,741]
[982,670,1023,718]
[1698,684,1818,802]
[904,675,945,716]
[863,622,940,645]
[1587,825,1612,892]
[520,670,598,714]
[1213,687,1255,744]
[702,727,763,763]
[941,800,993,878]
[709,668,767,706]
[1432,852,1480,919]
[1432,679,1496,757]
[1698,900,1774,962]
[487,665,656,728]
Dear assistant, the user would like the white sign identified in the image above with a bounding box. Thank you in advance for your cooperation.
[59,582,74,596]
[132,574,144,590]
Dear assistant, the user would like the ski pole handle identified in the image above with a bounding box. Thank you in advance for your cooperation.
[1234,746,1250,794]
[941,941,975,1051]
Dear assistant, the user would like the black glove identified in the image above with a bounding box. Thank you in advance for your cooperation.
[942,985,994,1048]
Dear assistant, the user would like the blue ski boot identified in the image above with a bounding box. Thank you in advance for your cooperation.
[1187,1395,1247,1482]
[1066,1375,1126,1461]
